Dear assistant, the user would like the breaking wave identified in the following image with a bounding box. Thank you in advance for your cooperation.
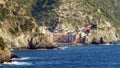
[58,46,68,50]
[3,61,33,66]
[11,57,30,61]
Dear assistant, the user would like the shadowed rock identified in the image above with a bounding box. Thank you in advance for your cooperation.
[11,53,21,59]
[100,37,104,44]
[91,37,99,44]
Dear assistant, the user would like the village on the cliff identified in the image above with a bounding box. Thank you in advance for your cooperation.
[39,24,105,45]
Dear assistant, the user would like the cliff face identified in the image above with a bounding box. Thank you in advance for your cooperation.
[0,0,52,49]
[32,0,120,43]
[59,0,120,43]
[0,0,120,49]
[0,0,35,48]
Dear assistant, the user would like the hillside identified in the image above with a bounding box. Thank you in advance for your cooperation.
[0,0,119,49]
[31,0,120,43]
[0,0,53,49]
[30,0,120,31]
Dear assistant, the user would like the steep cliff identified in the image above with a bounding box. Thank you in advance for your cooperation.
[0,0,52,49]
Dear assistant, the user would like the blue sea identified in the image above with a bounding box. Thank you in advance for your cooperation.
[1,44,120,68]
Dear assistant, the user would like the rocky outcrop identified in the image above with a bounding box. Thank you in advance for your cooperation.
[28,32,57,49]
[86,21,119,44]
[11,53,21,59]
[0,37,11,63]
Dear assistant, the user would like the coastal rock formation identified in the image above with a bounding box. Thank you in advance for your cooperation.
[87,22,118,44]
[28,32,57,49]
[11,53,21,59]
[0,37,11,63]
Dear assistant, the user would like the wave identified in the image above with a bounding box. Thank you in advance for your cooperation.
[104,43,111,45]
[10,49,14,51]
[3,61,33,66]
[11,57,30,61]
[58,46,68,50]
[20,57,30,60]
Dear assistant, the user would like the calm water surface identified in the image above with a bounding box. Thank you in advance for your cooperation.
[1,45,120,68]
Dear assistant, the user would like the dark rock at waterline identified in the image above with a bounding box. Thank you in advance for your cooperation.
[11,53,21,59]
[100,37,104,44]
[28,44,58,49]
[91,37,106,44]
[91,38,99,44]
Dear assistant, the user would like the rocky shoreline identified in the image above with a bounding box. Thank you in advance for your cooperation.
[0,49,11,63]
[0,37,11,64]
[0,33,119,64]
[10,40,119,50]
[0,37,20,64]
[0,41,119,64]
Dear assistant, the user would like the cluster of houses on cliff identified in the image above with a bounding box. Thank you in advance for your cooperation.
[52,24,97,44]
[39,23,97,44]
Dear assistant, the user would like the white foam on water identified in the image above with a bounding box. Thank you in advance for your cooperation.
[58,46,68,50]
[104,43,111,45]
[19,57,30,60]
[99,43,113,46]
[3,61,33,66]
[11,57,30,61]
[10,49,14,51]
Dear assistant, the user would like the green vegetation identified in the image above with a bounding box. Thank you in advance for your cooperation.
[0,37,8,50]
[0,0,36,35]
[0,7,10,21]
[82,0,120,29]
[31,0,61,31]
[30,0,120,31]
[15,0,120,32]
[20,22,35,32]
[0,0,120,33]
[61,18,83,27]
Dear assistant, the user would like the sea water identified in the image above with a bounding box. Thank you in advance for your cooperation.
[1,45,120,68]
